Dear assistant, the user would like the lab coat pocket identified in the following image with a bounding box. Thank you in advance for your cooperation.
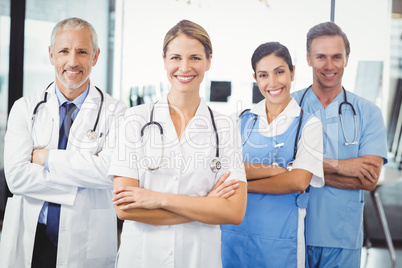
[87,208,117,259]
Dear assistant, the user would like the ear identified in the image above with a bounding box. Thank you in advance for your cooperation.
[344,55,349,67]
[306,54,312,67]
[205,54,212,71]
[49,46,55,66]
[291,65,296,82]
[92,48,101,66]
[162,53,168,71]
[252,73,256,81]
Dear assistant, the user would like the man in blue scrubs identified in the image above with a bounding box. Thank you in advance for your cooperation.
[292,22,388,267]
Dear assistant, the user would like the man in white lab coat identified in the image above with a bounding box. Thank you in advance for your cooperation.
[0,17,127,267]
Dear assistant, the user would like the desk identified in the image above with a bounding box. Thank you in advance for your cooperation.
[367,166,402,268]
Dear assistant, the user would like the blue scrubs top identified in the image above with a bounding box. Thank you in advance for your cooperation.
[292,87,388,249]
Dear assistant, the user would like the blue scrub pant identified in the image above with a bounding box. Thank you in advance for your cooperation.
[306,246,361,268]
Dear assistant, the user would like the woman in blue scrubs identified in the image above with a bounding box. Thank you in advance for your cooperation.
[221,42,324,268]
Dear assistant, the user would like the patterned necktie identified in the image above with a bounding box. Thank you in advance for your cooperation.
[46,102,76,246]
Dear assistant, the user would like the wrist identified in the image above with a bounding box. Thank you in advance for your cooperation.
[323,159,339,174]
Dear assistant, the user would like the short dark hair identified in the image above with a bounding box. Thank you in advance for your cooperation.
[306,21,350,57]
[251,42,293,74]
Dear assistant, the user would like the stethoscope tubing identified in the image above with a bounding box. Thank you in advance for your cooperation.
[300,85,358,146]
[31,81,105,144]
[140,102,221,172]
[239,108,303,167]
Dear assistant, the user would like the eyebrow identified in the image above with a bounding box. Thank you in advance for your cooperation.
[256,65,285,73]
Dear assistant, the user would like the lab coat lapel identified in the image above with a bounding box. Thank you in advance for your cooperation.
[181,99,213,147]
[69,84,101,149]
[153,96,179,145]
[44,84,60,126]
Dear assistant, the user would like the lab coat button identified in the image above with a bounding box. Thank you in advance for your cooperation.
[168,250,173,256]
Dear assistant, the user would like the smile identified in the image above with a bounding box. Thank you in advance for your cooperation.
[323,73,335,77]
[176,75,195,82]
[65,70,81,75]
[267,87,283,96]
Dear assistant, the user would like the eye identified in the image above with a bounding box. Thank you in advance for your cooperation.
[191,56,201,60]
[258,73,268,78]
[276,70,285,75]
[317,55,325,60]
[333,55,342,60]
[171,56,180,60]
[59,50,68,54]
[78,50,88,55]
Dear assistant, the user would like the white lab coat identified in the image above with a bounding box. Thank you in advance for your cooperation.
[0,82,127,268]
[108,97,247,268]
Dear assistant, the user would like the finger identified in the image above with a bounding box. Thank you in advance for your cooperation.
[361,166,376,183]
[362,159,380,167]
[113,191,135,202]
[211,172,230,191]
[357,173,365,185]
[113,196,137,205]
[120,203,138,210]
[216,180,239,194]
[219,183,239,195]
[221,190,235,199]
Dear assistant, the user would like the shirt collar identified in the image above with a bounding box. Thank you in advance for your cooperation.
[250,98,301,119]
[55,82,90,110]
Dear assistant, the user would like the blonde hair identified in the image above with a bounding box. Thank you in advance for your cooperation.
[163,20,212,59]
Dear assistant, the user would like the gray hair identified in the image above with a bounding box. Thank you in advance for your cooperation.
[306,21,350,57]
[50,17,98,54]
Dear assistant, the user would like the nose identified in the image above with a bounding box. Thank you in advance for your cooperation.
[268,75,277,88]
[179,59,191,72]
[324,58,335,70]
[66,52,79,68]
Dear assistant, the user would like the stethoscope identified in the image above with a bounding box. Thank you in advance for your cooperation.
[300,85,358,146]
[140,102,221,173]
[239,108,304,171]
[31,82,104,148]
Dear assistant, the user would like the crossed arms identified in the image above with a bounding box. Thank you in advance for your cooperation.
[113,172,247,226]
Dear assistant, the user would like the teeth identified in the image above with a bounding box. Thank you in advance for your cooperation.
[269,88,282,95]
[66,70,80,74]
[324,73,335,77]
[177,76,194,81]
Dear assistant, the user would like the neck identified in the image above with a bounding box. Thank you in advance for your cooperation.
[265,97,291,124]
[167,91,201,140]
[56,80,89,101]
[311,83,342,108]
[167,91,201,120]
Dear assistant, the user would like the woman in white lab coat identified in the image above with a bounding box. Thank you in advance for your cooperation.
[1,83,127,267]
[109,20,247,268]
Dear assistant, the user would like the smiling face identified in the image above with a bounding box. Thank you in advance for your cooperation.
[163,33,211,96]
[253,54,294,107]
[49,27,100,99]
[307,35,348,93]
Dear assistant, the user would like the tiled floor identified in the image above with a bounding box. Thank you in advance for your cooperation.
[361,245,402,268]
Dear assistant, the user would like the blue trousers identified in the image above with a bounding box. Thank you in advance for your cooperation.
[306,246,361,268]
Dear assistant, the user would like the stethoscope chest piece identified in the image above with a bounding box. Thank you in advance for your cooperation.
[210,157,221,173]
[87,129,97,141]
